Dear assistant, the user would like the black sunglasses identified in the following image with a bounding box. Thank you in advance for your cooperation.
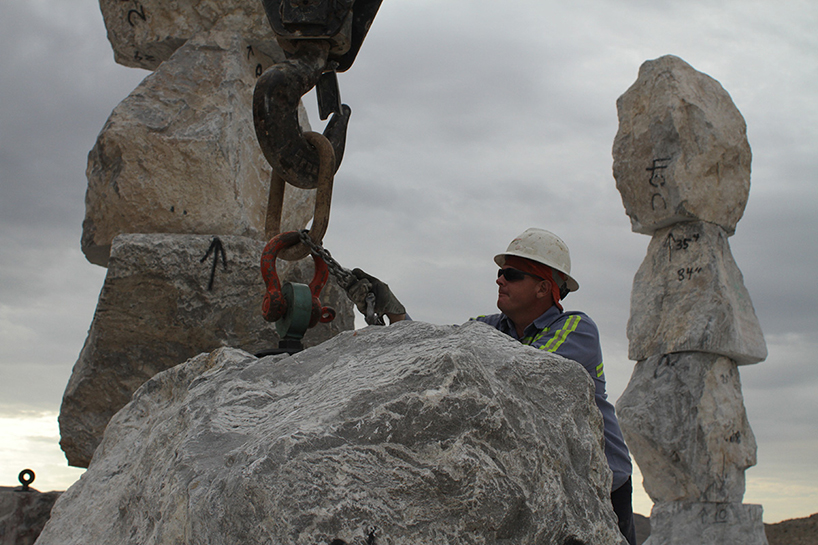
[497,268,543,282]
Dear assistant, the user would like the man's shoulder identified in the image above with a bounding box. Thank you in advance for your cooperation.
[554,310,600,339]
[531,309,603,370]
[471,314,504,327]
[560,309,597,327]
[536,307,597,331]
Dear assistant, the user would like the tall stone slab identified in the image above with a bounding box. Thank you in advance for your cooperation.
[613,55,767,545]
[617,352,757,503]
[82,29,314,266]
[60,234,353,468]
[612,55,752,235]
[627,221,766,365]
[41,322,627,545]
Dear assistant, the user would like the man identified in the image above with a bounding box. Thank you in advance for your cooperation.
[473,228,636,544]
[346,228,636,544]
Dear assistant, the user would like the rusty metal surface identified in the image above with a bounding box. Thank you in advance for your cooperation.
[265,131,336,261]
[254,0,383,314]
[253,42,350,190]
[260,230,336,327]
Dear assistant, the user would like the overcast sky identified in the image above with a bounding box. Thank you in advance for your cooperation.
[1,0,816,524]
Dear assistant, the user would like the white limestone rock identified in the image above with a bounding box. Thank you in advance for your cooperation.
[42,322,627,545]
[60,233,353,468]
[82,29,314,266]
[616,352,757,503]
[612,55,752,235]
[627,221,766,365]
[645,501,768,545]
[98,0,272,70]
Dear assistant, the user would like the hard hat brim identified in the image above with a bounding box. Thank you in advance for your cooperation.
[494,252,580,292]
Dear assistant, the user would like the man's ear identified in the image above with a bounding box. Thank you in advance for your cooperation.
[536,279,552,300]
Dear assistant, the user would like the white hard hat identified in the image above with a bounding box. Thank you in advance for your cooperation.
[494,228,580,293]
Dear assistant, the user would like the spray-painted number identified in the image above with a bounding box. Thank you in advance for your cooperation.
[247,46,265,78]
[133,50,156,63]
[668,233,700,250]
[677,267,703,281]
[647,157,671,211]
[120,0,147,27]
[699,506,730,525]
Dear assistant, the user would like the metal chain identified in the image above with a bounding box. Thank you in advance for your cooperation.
[296,230,384,325]
[297,230,355,288]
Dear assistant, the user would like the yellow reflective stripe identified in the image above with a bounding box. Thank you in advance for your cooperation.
[596,362,604,378]
[522,327,550,346]
[541,314,581,352]
[531,328,549,345]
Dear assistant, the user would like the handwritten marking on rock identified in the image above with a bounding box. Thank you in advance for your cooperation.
[677,267,703,282]
[647,157,671,187]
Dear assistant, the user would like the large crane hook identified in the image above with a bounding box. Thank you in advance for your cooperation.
[253,0,383,352]
[253,0,382,191]
[253,42,350,191]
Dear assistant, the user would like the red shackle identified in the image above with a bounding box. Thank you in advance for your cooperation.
[260,231,336,326]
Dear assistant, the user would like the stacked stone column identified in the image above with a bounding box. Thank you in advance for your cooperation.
[82,0,318,266]
[59,0,353,468]
[612,55,768,544]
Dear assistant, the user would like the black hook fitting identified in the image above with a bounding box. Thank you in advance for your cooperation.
[260,0,383,73]
[253,42,351,189]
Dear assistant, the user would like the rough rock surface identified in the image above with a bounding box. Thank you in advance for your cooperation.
[613,55,752,235]
[634,513,651,544]
[99,0,272,70]
[616,352,757,503]
[765,513,818,545]
[627,221,766,365]
[42,321,626,545]
[635,511,818,545]
[82,29,314,266]
[645,501,767,545]
[60,233,352,468]
[0,487,61,545]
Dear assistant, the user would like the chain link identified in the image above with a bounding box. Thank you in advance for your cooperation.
[297,230,384,325]
[297,230,356,288]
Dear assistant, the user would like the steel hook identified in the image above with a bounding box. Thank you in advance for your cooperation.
[253,42,351,190]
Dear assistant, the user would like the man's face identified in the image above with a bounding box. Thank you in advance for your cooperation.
[496,268,545,317]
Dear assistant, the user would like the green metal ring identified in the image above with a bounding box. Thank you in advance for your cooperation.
[275,282,313,340]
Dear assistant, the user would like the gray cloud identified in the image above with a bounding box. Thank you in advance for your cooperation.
[0,0,144,231]
[1,0,816,520]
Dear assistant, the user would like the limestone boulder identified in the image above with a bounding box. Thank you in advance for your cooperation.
[616,352,757,503]
[0,487,61,545]
[60,233,353,468]
[99,0,272,70]
[645,501,767,545]
[627,221,766,365]
[613,55,752,235]
[82,29,314,266]
[42,322,626,544]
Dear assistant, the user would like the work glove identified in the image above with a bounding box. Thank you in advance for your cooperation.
[345,268,406,324]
